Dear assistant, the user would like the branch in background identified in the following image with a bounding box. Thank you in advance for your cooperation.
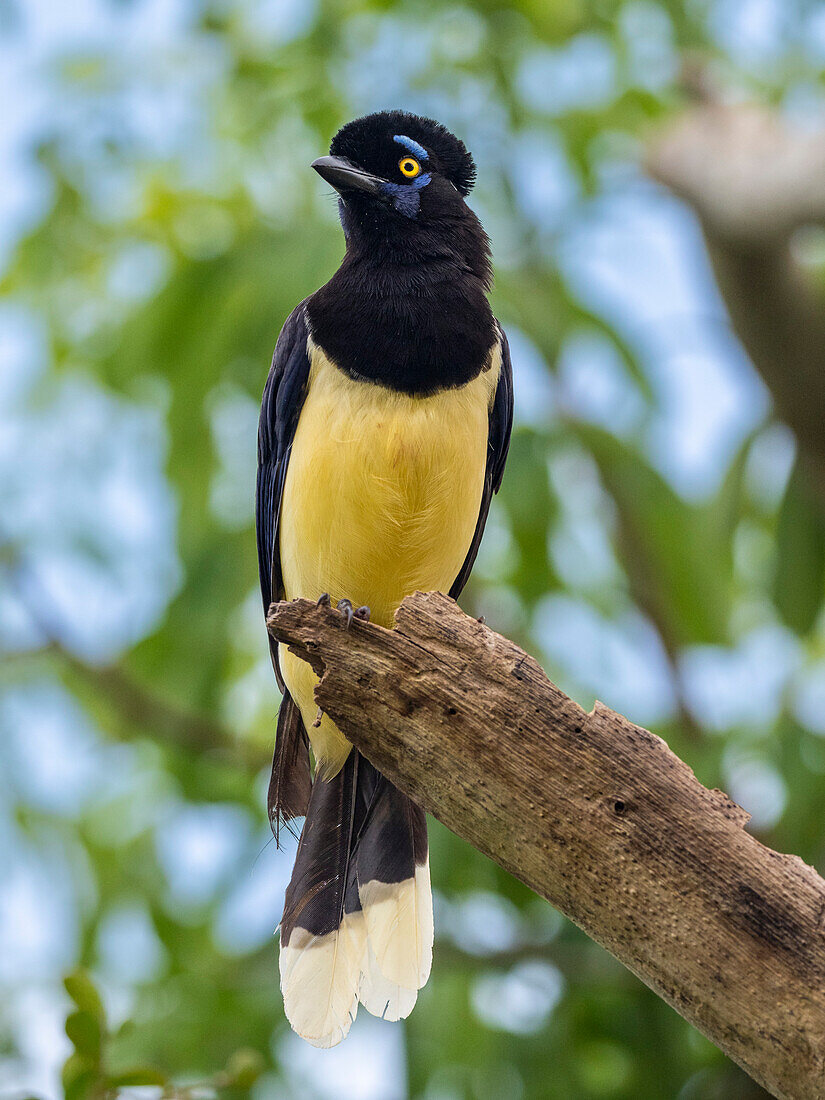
[59,649,267,770]
[646,93,825,502]
[269,592,825,1100]
[2,558,267,770]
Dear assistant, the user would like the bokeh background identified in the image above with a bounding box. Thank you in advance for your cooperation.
[3,0,825,1097]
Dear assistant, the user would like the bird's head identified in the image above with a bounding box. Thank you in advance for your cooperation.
[312,110,488,277]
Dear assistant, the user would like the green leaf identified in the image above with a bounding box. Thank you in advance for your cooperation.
[65,1011,102,1063]
[224,1048,266,1089]
[577,425,735,646]
[497,427,558,601]
[773,458,825,635]
[63,970,105,1025]
[494,265,565,369]
[61,1053,96,1100]
[107,1068,168,1088]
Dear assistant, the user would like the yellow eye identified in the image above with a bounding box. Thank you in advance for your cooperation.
[398,156,421,178]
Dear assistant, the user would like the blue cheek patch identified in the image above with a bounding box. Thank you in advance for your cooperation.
[393,134,429,162]
[378,173,432,218]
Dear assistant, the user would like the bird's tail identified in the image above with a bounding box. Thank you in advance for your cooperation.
[279,751,432,1048]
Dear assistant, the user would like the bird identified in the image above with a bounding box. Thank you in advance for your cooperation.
[256,109,513,1048]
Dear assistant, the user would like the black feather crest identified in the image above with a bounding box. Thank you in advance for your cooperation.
[330,110,477,196]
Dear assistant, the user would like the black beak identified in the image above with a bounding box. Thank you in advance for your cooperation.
[312,155,383,196]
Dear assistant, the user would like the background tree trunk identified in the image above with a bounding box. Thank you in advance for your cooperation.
[646,93,825,504]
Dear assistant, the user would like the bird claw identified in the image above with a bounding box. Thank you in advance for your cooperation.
[316,592,331,608]
[336,598,370,629]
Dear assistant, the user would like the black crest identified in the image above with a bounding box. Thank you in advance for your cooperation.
[330,110,477,196]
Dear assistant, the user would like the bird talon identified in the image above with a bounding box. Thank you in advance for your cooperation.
[316,592,331,608]
[336,598,354,628]
[312,706,323,728]
[334,599,371,628]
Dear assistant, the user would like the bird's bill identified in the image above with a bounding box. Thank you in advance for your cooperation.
[311,156,384,195]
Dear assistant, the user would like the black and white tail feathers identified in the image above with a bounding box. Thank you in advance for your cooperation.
[279,751,432,1047]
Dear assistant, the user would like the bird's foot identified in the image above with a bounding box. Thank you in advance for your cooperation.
[316,592,331,608]
[336,598,371,630]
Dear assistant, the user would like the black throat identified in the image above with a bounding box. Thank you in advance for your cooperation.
[306,202,497,396]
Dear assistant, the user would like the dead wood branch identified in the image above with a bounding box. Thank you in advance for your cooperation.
[268,592,825,1100]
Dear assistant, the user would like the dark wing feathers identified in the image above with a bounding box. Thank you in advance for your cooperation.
[257,302,313,839]
[267,696,311,842]
[449,322,514,599]
[257,300,312,646]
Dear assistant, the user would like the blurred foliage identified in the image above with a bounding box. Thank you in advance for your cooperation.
[2,0,825,1098]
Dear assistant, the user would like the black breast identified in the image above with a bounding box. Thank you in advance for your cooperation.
[306,256,497,396]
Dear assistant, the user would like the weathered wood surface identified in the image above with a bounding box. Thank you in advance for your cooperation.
[268,591,825,1099]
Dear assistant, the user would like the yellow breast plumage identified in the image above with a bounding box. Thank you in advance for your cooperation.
[278,339,500,774]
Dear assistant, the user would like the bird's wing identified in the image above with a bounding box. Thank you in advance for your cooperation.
[257,300,312,670]
[449,322,514,600]
[257,301,313,838]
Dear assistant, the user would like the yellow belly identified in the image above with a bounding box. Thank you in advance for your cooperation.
[279,339,499,774]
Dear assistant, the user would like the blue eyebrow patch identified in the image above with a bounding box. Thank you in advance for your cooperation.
[393,134,429,161]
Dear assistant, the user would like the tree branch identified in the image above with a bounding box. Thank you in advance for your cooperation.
[646,100,825,502]
[268,592,825,1100]
[1,555,267,770]
[58,647,268,769]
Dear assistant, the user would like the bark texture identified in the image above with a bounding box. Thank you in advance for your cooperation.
[268,592,825,1100]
